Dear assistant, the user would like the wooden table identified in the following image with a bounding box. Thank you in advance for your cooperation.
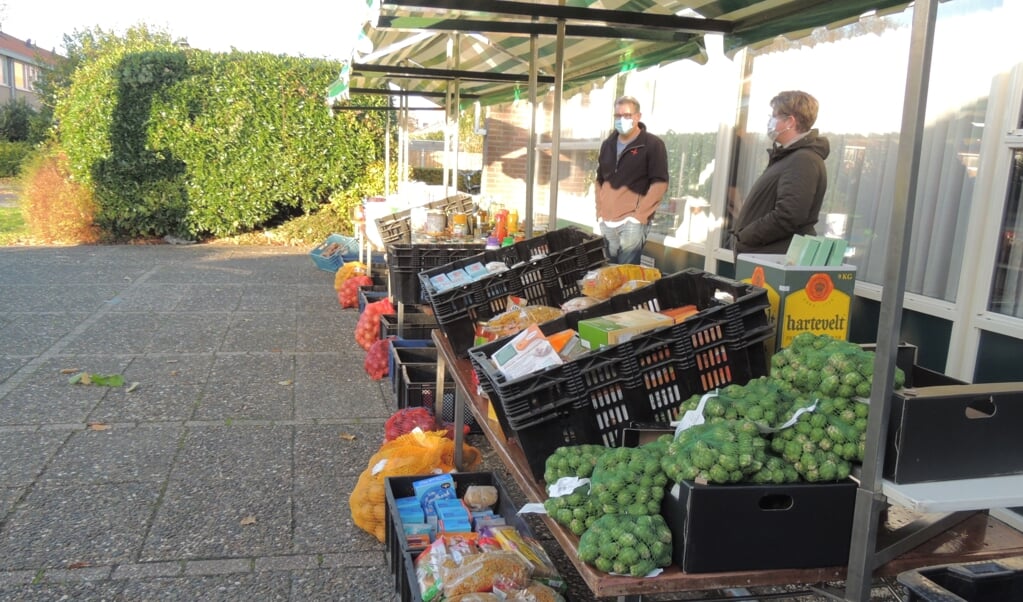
[433,330,1023,600]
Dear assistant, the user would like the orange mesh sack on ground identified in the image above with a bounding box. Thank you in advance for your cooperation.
[349,429,482,541]
[334,261,368,291]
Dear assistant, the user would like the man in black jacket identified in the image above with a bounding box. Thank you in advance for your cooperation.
[595,95,669,265]
[731,90,830,259]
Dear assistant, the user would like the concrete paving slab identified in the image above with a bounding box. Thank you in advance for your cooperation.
[59,313,158,354]
[170,284,245,312]
[121,353,215,385]
[293,423,384,482]
[193,384,294,421]
[0,580,127,601]
[0,486,25,521]
[290,567,397,601]
[39,424,182,485]
[220,313,299,353]
[0,356,29,384]
[145,313,233,353]
[168,425,292,481]
[207,352,296,384]
[118,572,291,601]
[0,481,161,570]
[0,430,69,486]
[89,383,203,422]
[0,312,91,355]
[0,383,106,425]
[141,476,293,561]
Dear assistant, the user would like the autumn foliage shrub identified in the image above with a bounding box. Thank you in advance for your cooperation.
[21,148,100,244]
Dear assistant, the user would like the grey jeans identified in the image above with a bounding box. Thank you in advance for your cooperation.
[599,221,650,265]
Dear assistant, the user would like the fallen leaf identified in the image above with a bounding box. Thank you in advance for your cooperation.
[240,515,257,526]
[87,422,111,431]
[126,382,140,393]
[68,561,91,569]
[339,433,357,441]
[169,370,180,376]
[60,368,81,374]
[278,380,293,386]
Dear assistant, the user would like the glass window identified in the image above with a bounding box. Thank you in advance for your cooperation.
[729,0,1011,302]
[989,149,1023,317]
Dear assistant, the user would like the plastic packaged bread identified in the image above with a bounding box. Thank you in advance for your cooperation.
[579,265,661,299]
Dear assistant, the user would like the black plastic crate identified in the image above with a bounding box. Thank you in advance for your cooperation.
[418,227,608,357]
[357,285,390,314]
[398,363,479,433]
[387,242,485,305]
[470,270,771,427]
[380,312,439,341]
[898,557,1023,601]
[383,471,532,602]
[389,346,439,395]
[376,209,412,246]
[468,269,773,480]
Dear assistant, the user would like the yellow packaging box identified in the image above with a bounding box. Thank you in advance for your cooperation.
[736,253,856,352]
[577,309,674,350]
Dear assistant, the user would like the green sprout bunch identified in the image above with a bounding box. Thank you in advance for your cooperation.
[769,395,867,481]
[771,333,906,401]
[543,444,608,484]
[543,483,602,536]
[747,453,802,484]
[660,419,768,484]
[577,514,673,577]
[589,446,669,517]
[676,377,800,430]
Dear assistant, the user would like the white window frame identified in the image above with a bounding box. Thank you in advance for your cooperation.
[954,63,1023,379]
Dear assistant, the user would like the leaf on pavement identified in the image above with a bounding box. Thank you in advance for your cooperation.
[126,382,140,393]
[68,561,91,569]
[87,422,111,431]
[69,372,125,387]
[60,368,81,374]
[339,432,357,441]
[240,515,257,526]
[278,380,293,386]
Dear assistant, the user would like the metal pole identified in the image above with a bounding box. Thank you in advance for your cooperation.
[525,21,539,235]
[844,1,938,600]
[547,17,565,233]
[454,33,462,197]
[385,100,392,196]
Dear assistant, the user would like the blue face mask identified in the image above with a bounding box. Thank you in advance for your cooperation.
[614,117,634,136]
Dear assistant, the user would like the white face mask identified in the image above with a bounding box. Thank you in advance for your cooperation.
[614,117,634,136]
[767,115,791,142]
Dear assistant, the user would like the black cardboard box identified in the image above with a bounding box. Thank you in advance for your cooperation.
[661,478,857,573]
[884,382,1023,483]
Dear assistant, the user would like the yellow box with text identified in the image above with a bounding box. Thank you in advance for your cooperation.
[736,254,856,352]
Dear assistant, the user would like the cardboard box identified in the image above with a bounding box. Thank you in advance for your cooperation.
[577,308,674,350]
[736,253,856,351]
[661,478,857,572]
[884,382,1023,483]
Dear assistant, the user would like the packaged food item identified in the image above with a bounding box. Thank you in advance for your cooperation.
[441,551,532,598]
[478,305,564,341]
[579,265,662,299]
[463,485,499,511]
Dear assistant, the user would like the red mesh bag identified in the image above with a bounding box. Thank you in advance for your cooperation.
[385,407,440,441]
[364,336,393,380]
[355,297,395,351]
[339,274,374,309]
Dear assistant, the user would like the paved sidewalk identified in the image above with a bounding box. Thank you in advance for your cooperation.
[0,245,405,600]
[0,244,905,602]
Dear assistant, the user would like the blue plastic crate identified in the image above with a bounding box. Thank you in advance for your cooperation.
[309,234,360,272]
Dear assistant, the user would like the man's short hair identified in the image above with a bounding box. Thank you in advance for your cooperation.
[616,95,641,114]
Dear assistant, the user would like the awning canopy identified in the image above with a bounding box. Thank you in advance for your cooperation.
[347,0,918,105]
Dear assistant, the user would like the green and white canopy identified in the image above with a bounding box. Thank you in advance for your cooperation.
[344,0,919,105]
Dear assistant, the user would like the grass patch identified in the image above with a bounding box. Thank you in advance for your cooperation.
[0,205,29,245]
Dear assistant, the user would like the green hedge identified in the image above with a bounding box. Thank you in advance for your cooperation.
[0,141,33,177]
[56,41,391,239]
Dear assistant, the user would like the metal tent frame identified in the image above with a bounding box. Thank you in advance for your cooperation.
[347,2,962,600]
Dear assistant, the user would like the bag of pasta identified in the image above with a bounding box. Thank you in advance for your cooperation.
[441,551,532,598]
[477,305,564,342]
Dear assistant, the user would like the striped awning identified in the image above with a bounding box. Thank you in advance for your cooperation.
[346,0,918,105]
